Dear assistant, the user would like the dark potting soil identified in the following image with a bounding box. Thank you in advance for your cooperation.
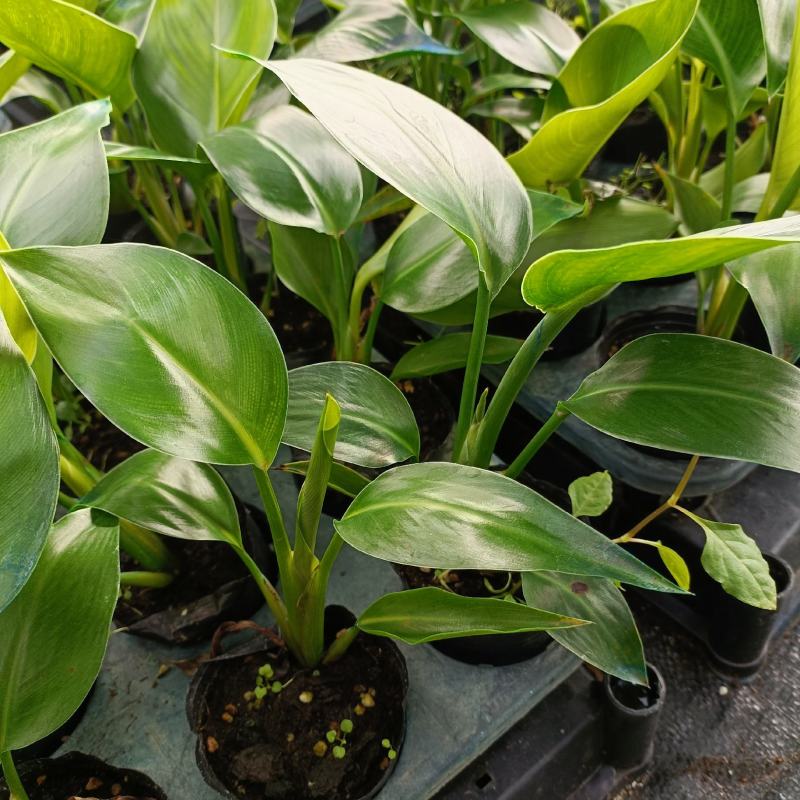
[192,636,406,800]
[392,375,454,460]
[263,289,333,364]
[70,407,144,472]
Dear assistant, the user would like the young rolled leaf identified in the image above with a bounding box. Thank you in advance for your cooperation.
[230,56,532,297]
[455,2,580,77]
[335,462,684,593]
[284,362,420,468]
[299,0,457,62]
[564,333,800,472]
[279,460,369,500]
[357,588,587,645]
[0,509,119,752]
[522,216,800,311]
[133,0,277,156]
[568,471,613,518]
[678,507,776,609]
[0,315,59,613]
[0,0,137,108]
[390,334,523,380]
[507,0,698,186]
[79,449,242,547]
[203,106,364,236]
[1,243,288,468]
[522,572,646,685]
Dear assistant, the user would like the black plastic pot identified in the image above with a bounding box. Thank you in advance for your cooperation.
[187,606,408,800]
[603,663,665,772]
[0,752,167,800]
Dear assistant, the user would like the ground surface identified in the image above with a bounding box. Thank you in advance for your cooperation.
[613,598,800,800]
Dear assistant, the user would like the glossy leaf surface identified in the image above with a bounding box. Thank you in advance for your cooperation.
[758,0,797,93]
[284,362,419,468]
[0,509,119,751]
[2,244,288,468]
[279,460,369,500]
[80,449,242,546]
[655,542,691,591]
[357,588,586,644]
[336,463,682,592]
[568,471,613,518]
[565,333,800,471]
[203,106,363,235]
[104,141,214,183]
[0,0,136,108]
[133,0,276,156]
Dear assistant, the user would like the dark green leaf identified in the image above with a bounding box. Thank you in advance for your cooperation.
[660,170,721,233]
[104,141,214,183]
[758,0,797,94]
[568,471,613,518]
[279,460,369,499]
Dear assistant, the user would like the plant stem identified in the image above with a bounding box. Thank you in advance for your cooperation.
[215,177,247,292]
[234,546,292,637]
[763,159,800,221]
[1,751,29,800]
[614,455,699,543]
[252,466,293,586]
[322,625,359,664]
[452,279,492,461]
[720,112,737,221]
[119,570,174,588]
[504,403,571,479]
[358,299,383,364]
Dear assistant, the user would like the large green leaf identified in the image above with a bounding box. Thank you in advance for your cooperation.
[299,0,457,62]
[522,572,646,684]
[455,2,579,77]
[232,57,532,297]
[683,0,766,115]
[0,100,110,248]
[284,362,419,468]
[357,588,586,644]
[507,0,698,186]
[336,462,683,592]
[0,509,119,752]
[522,216,800,311]
[564,333,800,471]
[0,315,59,614]
[80,449,242,546]
[1,244,288,468]
[758,0,797,94]
[203,106,363,236]
[0,0,136,109]
[133,0,277,157]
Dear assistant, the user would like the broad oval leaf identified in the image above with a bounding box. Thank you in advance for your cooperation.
[336,462,683,592]
[0,315,59,613]
[455,2,579,77]
[80,449,242,547]
[357,587,586,644]
[507,0,698,186]
[284,362,420,468]
[0,100,110,248]
[0,508,119,752]
[234,57,532,297]
[568,471,613,518]
[1,243,288,468]
[133,0,277,157]
[0,0,136,109]
[203,106,363,236]
[564,333,800,471]
[522,572,646,684]
[523,216,800,311]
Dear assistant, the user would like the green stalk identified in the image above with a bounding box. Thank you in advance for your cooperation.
[234,546,292,640]
[322,624,359,664]
[504,404,571,479]
[358,299,384,364]
[348,256,385,361]
[676,59,705,178]
[252,466,294,589]
[330,236,354,360]
[0,751,28,800]
[119,570,174,588]
[720,112,737,221]
[215,177,247,292]
[470,306,579,469]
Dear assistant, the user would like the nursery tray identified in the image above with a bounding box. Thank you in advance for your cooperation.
[58,452,581,800]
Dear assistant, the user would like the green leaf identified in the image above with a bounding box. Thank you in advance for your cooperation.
[390,334,523,380]
[564,333,800,471]
[203,106,363,236]
[100,0,153,41]
[0,50,29,100]
[758,0,797,94]
[336,462,684,593]
[660,170,721,234]
[104,141,214,183]
[730,172,770,214]
[530,190,584,237]
[1,243,288,468]
[0,0,136,109]
[79,449,242,547]
[522,572,646,684]
[284,362,420,468]
[654,542,691,591]
[568,471,613,518]
[357,587,586,645]
[274,0,301,43]
[0,101,110,248]
[699,122,768,198]
[0,508,119,752]
[133,0,277,157]
[455,2,579,77]
[279,459,369,499]
[232,56,532,298]
[300,0,457,62]
[0,314,59,613]
[507,0,698,186]
[683,0,766,115]
[679,507,776,609]
[0,64,70,113]
[522,216,800,311]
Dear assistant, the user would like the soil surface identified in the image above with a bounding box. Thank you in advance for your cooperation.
[70,408,144,472]
[263,288,333,365]
[192,634,406,800]
[390,375,454,460]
